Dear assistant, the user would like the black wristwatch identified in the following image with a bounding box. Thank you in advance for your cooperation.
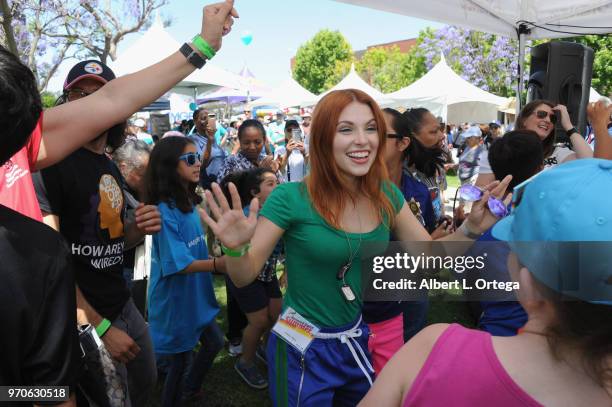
[179,43,206,69]
[565,127,579,137]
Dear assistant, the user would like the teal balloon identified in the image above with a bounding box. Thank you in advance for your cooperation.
[240,32,253,46]
[189,102,198,111]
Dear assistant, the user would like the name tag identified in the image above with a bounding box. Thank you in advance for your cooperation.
[272,307,319,354]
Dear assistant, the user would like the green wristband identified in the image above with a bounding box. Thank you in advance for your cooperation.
[192,35,216,60]
[96,318,111,338]
[221,243,251,257]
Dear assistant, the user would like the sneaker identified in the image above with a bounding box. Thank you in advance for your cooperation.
[234,360,268,389]
[228,340,242,356]
[255,344,267,365]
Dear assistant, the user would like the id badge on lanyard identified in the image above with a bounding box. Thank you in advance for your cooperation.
[272,307,320,354]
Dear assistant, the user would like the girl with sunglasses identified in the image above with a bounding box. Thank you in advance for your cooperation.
[476,100,592,187]
[200,89,511,405]
[144,136,225,406]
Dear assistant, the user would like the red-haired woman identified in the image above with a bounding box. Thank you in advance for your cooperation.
[201,89,510,405]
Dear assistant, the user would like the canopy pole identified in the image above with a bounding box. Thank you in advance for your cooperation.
[516,23,531,113]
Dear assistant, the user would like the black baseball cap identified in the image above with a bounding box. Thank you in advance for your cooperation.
[63,60,116,90]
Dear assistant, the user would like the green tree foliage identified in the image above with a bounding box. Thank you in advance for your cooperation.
[356,45,428,93]
[293,29,353,94]
[40,91,58,108]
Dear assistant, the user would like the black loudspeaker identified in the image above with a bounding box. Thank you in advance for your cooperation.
[527,41,594,143]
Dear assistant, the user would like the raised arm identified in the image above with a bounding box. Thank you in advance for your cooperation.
[553,104,593,160]
[36,0,238,170]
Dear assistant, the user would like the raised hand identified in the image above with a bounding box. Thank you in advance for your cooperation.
[588,100,612,129]
[199,182,258,249]
[201,0,239,52]
[553,104,573,131]
[465,175,513,234]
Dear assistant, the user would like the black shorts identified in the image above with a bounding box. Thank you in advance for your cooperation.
[226,274,282,314]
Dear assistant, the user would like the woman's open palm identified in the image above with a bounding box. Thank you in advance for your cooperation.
[199,183,258,249]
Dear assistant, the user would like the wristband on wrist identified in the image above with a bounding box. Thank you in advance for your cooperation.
[96,318,111,338]
[192,35,216,60]
[213,257,218,273]
[566,127,579,137]
[221,242,250,257]
[460,222,482,240]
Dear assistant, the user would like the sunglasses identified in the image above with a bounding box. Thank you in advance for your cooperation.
[387,133,403,139]
[65,88,96,101]
[534,110,557,124]
[453,184,508,219]
[179,152,201,166]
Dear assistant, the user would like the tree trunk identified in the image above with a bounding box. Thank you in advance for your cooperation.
[0,0,19,56]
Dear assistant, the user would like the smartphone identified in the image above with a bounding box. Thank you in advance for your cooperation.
[291,128,303,143]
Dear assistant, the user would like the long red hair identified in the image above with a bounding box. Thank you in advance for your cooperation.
[306,89,395,229]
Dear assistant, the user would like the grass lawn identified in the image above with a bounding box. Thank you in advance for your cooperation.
[446,173,460,189]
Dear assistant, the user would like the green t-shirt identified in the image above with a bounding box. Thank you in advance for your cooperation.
[260,181,404,327]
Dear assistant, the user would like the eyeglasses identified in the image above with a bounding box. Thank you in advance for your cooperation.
[386,133,402,139]
[65,88,96,101]
[179,152,201,166]
[453,184,508,219]
[534,110,557,124]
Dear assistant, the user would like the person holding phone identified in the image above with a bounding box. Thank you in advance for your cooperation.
[274,120,307,183]
[189,108,227,190]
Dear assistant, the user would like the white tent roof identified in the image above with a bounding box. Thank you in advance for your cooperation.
[318,64,395,105]
[109,18,243,97]
[334,0,612,39]
[250,77,317,108]
[388,54,508,123]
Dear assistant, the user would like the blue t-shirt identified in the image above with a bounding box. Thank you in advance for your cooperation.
[148,202,220,354]
[400,169,437,232]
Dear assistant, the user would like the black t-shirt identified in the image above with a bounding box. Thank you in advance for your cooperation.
[34,148,131,321]
[0,204,80,401]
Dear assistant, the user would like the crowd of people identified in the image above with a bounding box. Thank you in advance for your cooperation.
[2,1,612,406]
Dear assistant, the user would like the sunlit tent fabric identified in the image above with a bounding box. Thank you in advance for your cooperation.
[333,0,612,39]
[110,17,243,101]
[250,77,318,108]
[318,64,395,106]
[388,54,508,123]
[197,87,265,104]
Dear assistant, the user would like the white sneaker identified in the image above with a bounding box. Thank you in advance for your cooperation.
[228,341,242,356]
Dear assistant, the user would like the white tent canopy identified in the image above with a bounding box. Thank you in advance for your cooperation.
[110,17,243,99]
[334,0,612,39]
[388,54,508,123]
[318,64,395,105]
[250,77,317,108]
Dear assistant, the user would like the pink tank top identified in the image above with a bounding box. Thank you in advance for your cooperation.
[403,324,543,407]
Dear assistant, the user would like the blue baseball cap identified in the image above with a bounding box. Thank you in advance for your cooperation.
[492,159,612,304]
